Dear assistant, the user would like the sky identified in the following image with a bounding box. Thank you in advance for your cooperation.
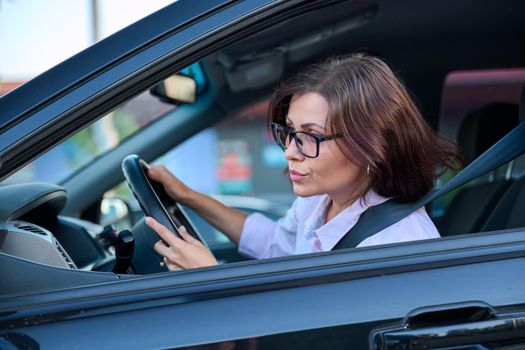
[0,0,173,81]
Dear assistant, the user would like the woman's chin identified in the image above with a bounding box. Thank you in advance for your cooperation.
[292,183,316,197]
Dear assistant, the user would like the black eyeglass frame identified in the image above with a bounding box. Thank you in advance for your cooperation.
[270,122,341,158]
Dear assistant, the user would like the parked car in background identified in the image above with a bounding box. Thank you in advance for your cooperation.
[2,0,525,349]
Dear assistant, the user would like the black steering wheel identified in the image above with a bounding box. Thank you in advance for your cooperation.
[122,154,207,273]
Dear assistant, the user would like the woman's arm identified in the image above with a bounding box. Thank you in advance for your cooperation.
[147,165,247,244]
[184,190,247,244]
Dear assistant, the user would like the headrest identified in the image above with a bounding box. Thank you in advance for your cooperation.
[458,102,519,165]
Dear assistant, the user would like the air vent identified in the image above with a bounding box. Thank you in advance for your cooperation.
[13,222,47,235]
[5,220,77,269]
[54,240,77,269]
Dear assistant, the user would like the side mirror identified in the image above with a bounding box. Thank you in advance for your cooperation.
[150,74,197,104]
[100,197,133,229]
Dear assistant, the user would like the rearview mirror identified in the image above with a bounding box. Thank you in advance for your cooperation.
[150,74,197,104]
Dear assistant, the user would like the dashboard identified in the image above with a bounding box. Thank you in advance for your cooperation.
[0,182,129,297]
[0,182,108,271]
[0,180,282,298]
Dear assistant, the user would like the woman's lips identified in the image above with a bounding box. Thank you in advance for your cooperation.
[289,169,307,181]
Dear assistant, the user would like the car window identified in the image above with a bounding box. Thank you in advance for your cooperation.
[2,60,210,187]
[3,92,174,185]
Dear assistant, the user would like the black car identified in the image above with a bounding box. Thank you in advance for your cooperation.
[2,0,525,349]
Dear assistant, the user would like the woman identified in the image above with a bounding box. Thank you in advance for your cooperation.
[145,53,461,270]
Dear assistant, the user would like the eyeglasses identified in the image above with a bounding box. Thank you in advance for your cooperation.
[271,122,341,158]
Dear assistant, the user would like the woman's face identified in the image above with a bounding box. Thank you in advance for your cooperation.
[284,92,367,205]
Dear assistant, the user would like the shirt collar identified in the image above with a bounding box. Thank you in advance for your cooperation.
[302,195,331,236]
[315,191,389,251]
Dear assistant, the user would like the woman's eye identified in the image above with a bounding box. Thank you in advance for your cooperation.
[308,131,324,138]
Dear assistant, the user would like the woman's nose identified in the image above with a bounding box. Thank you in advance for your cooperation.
[284,137,304,161]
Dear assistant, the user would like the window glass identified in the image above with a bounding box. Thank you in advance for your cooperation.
[3,92,173,185]
[3,62,207,186]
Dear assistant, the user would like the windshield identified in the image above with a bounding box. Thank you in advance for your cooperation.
[3,62,207,186]
[3,92,174,185]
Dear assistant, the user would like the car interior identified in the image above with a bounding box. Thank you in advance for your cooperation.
[2,0,525,297]
[435,102,520,236]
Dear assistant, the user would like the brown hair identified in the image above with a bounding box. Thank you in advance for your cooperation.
[269,53,462,202]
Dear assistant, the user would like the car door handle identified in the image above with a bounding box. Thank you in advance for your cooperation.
[371,302,525,350]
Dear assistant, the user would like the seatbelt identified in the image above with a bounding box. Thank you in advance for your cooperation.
[333,121,525,250]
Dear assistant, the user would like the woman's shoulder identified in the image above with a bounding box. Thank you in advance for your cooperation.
[357,206,440,247]
[400,206,440,236]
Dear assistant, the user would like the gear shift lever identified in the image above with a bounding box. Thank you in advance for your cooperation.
[112,230,135,274]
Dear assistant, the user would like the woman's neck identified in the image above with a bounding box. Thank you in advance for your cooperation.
[325,184,369,223]
[325,193,358,223]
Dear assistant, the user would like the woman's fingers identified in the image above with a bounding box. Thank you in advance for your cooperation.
[178,225,201,246]
[145,216,178,247]
[153,239,178,259]
[147,166,174,191]
[146,165,162,181]
[146,216,218,270]
[153,235,186,271]
[149,218,194,269]
[146,165,188,202]
[162,256,183,271]
[146,217,198,247]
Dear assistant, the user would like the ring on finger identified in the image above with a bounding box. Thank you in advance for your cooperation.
[160,256,168,267]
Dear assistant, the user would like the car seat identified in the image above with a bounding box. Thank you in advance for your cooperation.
[479,98,525,232]
[436,102,519,236]
[479,175,525,232]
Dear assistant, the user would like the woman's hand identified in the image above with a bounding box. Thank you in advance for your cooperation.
[145,216,218,270]
[147,165,193,204]
[147,164,247,246]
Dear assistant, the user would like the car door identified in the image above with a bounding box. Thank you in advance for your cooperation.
[2,1,525,349]
[2,230,525,349]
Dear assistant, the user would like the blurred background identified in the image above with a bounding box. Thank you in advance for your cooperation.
[0,0,173,92]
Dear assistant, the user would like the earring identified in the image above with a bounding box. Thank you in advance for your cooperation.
[367,164,370,176]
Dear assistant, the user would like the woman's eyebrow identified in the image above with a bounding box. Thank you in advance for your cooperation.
[285,117,326,130]
[301,122,326,130]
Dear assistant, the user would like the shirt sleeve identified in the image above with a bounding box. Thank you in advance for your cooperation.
[238,198,301,259]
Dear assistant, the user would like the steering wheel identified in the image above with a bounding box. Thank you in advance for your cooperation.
[122,154,207,273]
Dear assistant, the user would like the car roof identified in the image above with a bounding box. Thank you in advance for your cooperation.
[212,0,525,128]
